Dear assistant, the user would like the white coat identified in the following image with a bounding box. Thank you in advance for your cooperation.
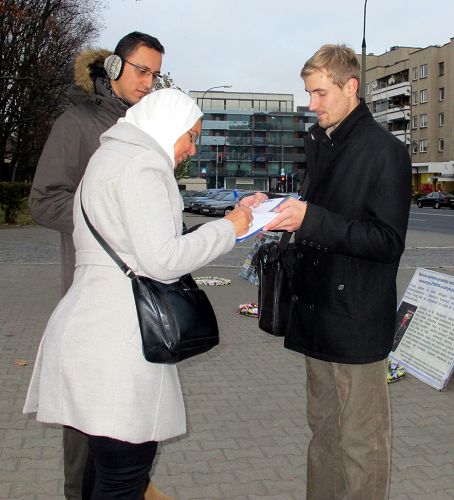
[24,122,236,443]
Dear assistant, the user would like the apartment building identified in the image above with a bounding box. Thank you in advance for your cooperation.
[364,38,454,193]
[189,90,316,192]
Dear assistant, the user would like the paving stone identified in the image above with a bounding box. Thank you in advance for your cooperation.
[1,226,454,499]
[174,482,223,500]
[219,480,269,497]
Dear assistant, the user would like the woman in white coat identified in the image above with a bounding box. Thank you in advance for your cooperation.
[24,89,252,499]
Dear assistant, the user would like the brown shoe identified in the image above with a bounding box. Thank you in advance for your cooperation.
[144,482,173,500]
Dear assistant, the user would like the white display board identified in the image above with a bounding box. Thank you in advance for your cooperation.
[389,268,454,390]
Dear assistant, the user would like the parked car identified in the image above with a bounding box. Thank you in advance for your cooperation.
[191,190,233,213]
[201,190,255,216]
[416,191,454,209]
[187,189,229,212]
[182,189,220,211]
[179,189,197,197]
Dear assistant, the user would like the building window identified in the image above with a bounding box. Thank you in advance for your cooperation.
[439,62,444,76]
[411,141,418,154]
[439,87,445,101]
[420,114,428,128]
[412,67,418,80]
[420,89,428,103]
[439,112,445,127]
[365,83,370,95]
[419,139,428,153]
[412,116,418,129]
[420,64,428,78]
[412,91,418,105]
[438,139,445,152]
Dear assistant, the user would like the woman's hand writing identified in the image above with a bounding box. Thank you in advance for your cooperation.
[224,206,253,237]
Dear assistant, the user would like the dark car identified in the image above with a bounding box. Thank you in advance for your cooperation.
[182,189,221,211]
[201,191,255,216]
[416,191,454,209]
[187,189,229,212]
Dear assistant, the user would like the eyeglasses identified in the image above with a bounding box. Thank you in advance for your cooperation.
[125,60,162,80]
[188,131,199,145]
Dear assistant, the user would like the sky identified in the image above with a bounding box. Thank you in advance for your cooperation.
[97,0,454,109]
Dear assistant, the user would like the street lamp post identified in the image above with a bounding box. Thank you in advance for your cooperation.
[271,116,284,191]
[360,0,368,99]
[196,85,232,178]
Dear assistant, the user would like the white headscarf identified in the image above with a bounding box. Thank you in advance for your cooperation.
[119,88,203,166]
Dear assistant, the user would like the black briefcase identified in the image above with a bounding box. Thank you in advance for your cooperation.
[257,232,297,336]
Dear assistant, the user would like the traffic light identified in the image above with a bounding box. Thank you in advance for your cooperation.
[280,173,286,193]
[217,153,223,163]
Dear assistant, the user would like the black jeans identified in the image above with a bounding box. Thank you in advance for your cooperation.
[63,426,89,500]
[82,435,158,500]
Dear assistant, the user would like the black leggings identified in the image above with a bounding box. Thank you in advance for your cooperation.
[82,435,158,500]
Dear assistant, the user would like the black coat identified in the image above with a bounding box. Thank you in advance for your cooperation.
[284,101,412,364]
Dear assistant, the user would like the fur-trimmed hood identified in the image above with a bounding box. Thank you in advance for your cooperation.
[73,48,112,93]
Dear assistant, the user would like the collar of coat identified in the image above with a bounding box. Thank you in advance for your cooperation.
[308,98,371,147]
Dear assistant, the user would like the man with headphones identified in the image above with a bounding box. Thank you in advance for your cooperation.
[29,32,169,500]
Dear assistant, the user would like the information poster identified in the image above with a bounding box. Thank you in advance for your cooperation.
[389,268,454,390]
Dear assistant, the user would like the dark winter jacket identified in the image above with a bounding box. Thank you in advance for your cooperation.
[284,100,412,364]
[29,49,128,293]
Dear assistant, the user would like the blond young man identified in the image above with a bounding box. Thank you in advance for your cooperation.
[265,45,411,499]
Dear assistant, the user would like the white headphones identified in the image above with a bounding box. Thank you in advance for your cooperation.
[104,54,124,81]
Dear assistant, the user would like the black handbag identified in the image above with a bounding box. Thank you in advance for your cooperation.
[80,195,219,364]
[257,231,297,336]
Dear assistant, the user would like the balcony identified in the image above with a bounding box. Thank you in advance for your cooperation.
[373,106,410,123]
[371,81,411,102]
[202,136,228,146]
[203,120,229,130]
[227,137,252,146]
[391,130,410,145]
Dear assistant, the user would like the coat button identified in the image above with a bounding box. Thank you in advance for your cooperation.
[297,252,304,260]
[291,294,299,303]
[309,304,315,311]
[313,259,319,266]
[338,284,345,291]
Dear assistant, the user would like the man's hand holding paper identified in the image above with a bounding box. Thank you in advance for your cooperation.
[235,195,304,242]
[263,198,308,232]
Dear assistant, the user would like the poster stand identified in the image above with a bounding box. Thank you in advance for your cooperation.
[389,268,454,391]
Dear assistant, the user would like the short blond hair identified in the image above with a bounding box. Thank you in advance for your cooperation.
[301,44,360,91]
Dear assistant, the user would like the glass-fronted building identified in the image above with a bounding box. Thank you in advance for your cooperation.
[189,91,316,192]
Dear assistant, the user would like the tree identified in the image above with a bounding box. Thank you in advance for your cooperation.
[174,158,191,181]
[0,0,103,181]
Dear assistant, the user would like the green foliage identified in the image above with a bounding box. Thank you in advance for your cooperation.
[0,182,31,224]
[174,158,191,181]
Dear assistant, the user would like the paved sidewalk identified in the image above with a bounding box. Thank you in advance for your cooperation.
[0,226,454,499]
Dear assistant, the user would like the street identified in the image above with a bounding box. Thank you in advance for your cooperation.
[408,207,454,235]
[184,211,454,278]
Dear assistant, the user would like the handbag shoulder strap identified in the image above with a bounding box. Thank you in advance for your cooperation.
[277,230,292,251]
[79,185,136,280]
